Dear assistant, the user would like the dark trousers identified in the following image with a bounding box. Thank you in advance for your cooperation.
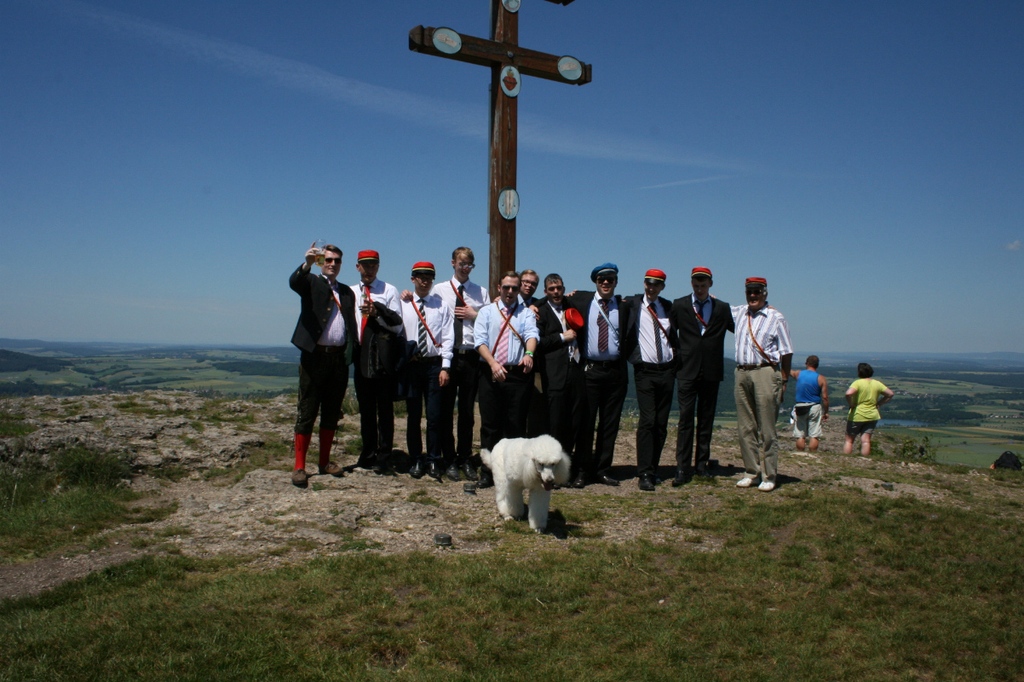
[440,351,481,465]
[295,349,349,434]
[354,370,395,459]
[524,376,547,437]
[405,358,444,464]
[580,360,628,477]
[544,361,585,463]
[676,377,721,473]
[634,363,676,477]
[477,366,531,451]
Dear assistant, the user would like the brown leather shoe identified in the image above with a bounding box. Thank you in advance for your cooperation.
[319,462,343,477]
[291,468,309,487]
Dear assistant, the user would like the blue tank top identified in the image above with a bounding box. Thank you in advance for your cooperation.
[795,370,821,404]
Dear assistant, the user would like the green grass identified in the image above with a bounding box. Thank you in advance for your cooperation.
[0,447,175,564]
[0,408,35,437]
[3,485,1021,680]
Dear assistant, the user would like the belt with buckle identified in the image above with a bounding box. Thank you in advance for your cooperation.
[314,344,346,355]
[736,362,774,370]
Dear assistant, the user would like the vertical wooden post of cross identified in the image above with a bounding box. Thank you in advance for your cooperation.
[409,0,591,295]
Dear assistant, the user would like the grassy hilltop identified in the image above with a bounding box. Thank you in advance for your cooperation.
[1,390,1023,680]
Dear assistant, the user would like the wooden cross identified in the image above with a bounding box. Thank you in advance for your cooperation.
[409,0,591,295]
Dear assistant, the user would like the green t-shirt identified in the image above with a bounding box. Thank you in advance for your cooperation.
[847,378,889,422]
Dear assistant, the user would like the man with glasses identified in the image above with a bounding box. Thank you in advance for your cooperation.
[474,271,539,487]
[518,269,545,436]
[433,246,488,482]
[731,277,793,492]
[566,263,633,487]
[350,250,404,474]
[399,262,453,481]
[623,269,678,491]
[669,267,735,486]
[288,242,358,487]
[535,273,585,471]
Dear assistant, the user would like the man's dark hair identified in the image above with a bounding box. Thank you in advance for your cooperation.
[544,273,563,288]
[324,245,342,257]
[805,355,819,369]
[501,270,521,282]
[857,362,874,378]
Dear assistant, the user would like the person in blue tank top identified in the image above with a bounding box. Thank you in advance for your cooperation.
[788,355,829,452]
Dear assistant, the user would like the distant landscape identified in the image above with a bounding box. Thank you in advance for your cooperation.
[3,338,1023,469]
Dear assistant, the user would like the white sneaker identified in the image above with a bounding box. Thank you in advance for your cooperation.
[736,477,756,488]
[758,480,776,492]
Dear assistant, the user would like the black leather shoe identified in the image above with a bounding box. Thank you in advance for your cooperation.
[355,455,375,470]
[695,466,714,479]
[427,462,443,481]
[477,468,494,489]
[597,474,620,487]
[445,463,461,482]
[409,461,425,479]
[460,461,478,481]
[638,473,656,491]
[570,473,587,489]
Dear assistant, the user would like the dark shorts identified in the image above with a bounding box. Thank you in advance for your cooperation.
[846,420,878,437]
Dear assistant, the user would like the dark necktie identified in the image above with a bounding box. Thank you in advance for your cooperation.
[454,284,465,348]
[360,284,371,339]
[597,298,609,353]
[650,303,663,362]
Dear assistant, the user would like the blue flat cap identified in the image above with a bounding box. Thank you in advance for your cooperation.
[590,262,619,282]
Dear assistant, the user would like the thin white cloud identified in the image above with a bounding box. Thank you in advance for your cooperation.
[42,0,743,171]
[1005,239,1021,251]
[638,175,734,190]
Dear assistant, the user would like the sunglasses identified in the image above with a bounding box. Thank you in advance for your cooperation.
[501,285,521,292]
[323,257,341,264]
[596,276,617,284]
[644,279,663,286]
[746,288,765,295]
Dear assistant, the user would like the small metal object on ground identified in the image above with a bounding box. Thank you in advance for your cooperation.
[463,483,477,494]
[434,533,452,548]
[882,482,895,491]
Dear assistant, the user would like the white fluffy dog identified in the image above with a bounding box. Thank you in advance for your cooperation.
[480,435,571,532]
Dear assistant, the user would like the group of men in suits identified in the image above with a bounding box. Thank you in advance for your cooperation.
[289,243,792,494]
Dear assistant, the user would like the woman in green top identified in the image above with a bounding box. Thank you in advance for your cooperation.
[843,363,894,456]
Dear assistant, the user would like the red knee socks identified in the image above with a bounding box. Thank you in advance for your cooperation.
[318,430,335,468]
[294,432,311,471]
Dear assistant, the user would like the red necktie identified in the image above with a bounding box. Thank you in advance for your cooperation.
[360,285,371,339]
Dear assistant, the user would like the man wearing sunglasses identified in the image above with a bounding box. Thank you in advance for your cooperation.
[731,277,793,492]
[288,242,359,487]
[565,263,633,487]
[474,270,540,488]
[622,269,678,491]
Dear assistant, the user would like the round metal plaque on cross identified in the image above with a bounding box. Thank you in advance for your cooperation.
[498,187,520,220]
[499,65,521,97]
[431,27,462,54]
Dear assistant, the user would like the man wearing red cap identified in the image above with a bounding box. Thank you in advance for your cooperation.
[623,269,678,491]
[288,242,359,487]
[399,262,454,480]
[669,266,735,485]
[534,273,585,468]
[350,250,404,473]
[731,277,793,492]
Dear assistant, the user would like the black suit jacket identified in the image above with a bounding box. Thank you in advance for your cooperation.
[535,299,582,391]
[565,291,632,363]
[622,294,679,366]
[289,264,358,363]
[669,294,734,382]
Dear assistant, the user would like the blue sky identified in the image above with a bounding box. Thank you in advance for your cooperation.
[2,0,1021,353]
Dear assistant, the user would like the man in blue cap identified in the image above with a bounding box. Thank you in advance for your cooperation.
[565,263,633,487]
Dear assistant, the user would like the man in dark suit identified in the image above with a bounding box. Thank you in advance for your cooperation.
[534,273,585,473]
[566,263,633,487]
[623,269,678,491]
[289,242,359,488]
[349,250,405,474]
[669,266,735,485]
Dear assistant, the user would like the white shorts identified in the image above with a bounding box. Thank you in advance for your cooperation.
[793,403,823,439]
